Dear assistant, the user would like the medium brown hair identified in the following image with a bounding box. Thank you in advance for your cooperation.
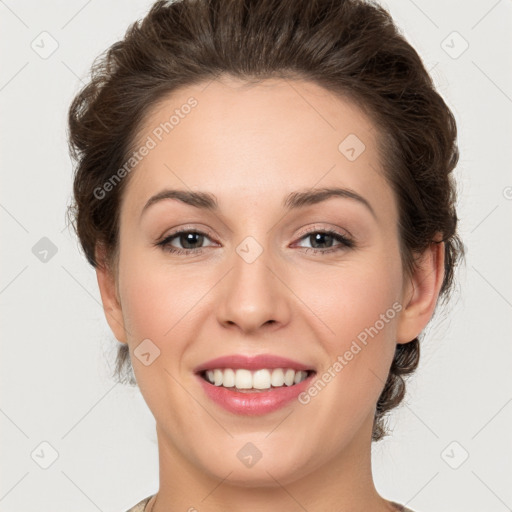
[67,0,464,441]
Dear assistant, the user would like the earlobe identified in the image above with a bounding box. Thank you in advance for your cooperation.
[396,240,445,344]
[94,245,127,344]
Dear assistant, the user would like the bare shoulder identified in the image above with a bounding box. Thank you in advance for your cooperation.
[389,501,417,512]
[124,495,155,512]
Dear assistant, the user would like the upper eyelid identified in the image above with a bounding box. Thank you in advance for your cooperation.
[160,225,216,240]
[295,224,352,239]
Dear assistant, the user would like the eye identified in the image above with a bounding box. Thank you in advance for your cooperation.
[294,228,355,255]
[155,229,216,255]
[155,227,355,256]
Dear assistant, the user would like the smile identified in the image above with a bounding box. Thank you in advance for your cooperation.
[196,369,317,415]
[201,368,313,391]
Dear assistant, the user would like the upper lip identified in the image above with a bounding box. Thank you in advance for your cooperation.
[194,354,316,374]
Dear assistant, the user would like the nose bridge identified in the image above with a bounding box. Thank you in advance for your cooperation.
[216,234,290,333]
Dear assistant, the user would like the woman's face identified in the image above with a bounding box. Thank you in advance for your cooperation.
[98,77,434,486]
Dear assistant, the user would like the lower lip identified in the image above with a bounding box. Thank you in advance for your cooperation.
[195,372,316,415]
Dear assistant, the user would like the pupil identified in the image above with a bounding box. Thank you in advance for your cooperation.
[311,233,333,249]
[181,233,203,249]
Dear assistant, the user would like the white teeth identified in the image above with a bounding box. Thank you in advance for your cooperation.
[235,369,253,389]
[213,369,223,386]
[253,369,271,390]
[222,368,235,387]
[271,368,285,387]
[203,368,310,389]
[284,368,295,386]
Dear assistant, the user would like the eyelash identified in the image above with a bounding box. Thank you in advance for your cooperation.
[155,227,355,256]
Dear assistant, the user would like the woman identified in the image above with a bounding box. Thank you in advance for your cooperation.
[67,0,464,510]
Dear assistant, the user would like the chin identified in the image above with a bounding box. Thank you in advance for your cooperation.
[198,449,318,489]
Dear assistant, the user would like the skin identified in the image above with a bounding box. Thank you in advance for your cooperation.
[95,76,445,512]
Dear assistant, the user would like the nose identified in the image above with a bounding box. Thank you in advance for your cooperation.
[216,242,292,335]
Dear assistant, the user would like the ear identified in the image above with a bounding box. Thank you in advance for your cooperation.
[95,244,127,344]
[396,239,445,344]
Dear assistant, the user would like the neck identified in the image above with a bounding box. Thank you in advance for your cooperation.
[149,411,396,512]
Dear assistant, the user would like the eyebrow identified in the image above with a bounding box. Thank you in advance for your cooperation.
[140,186,377,220]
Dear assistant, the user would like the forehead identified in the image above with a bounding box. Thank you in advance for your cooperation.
[122,77,395,223]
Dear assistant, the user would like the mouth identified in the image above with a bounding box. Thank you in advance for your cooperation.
[193,354,317,413]
[198,368,317,393]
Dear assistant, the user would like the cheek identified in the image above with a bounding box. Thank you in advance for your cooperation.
[295,254,403,402]
[296,255,403,346]
[293,259,403,441]
[118,256,207,343]
[121,276,169,341]
[117,259,204,422]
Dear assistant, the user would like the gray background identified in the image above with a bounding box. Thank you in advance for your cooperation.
[1,1,511,511]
